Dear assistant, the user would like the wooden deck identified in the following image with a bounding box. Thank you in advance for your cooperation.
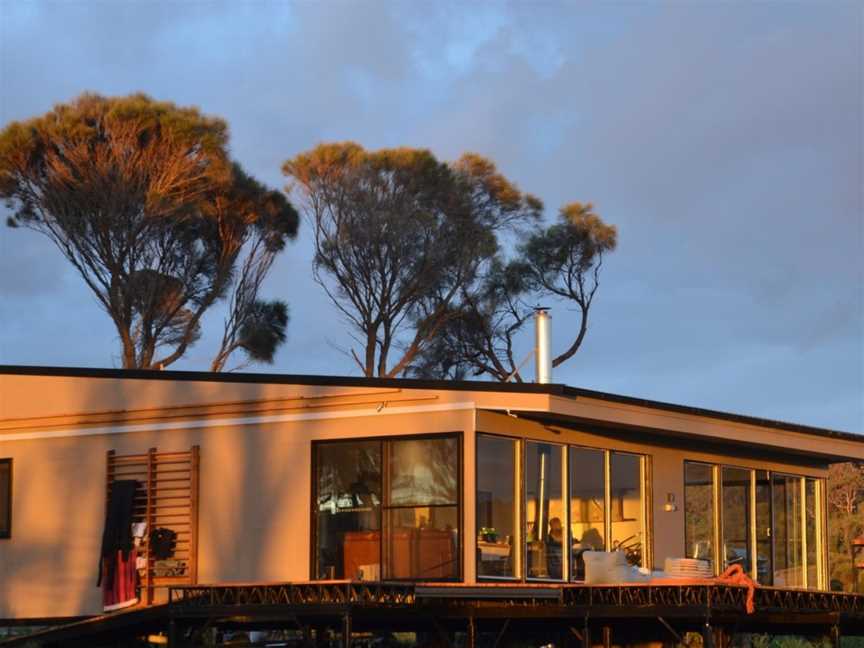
[3,581,864,647]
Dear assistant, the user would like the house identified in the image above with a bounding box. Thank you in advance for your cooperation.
[1,363,863,645]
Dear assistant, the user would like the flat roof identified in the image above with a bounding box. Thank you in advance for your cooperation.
[1,364,860,445]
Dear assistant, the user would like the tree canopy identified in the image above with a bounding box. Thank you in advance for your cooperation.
[283,142,542,377]
[0,93,298,370]
[410,202,617,382]
[828,462,864,591]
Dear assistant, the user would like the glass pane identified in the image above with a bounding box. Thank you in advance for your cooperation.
[389,438,458,506]
[477,435,518,578]
[384,506,458,579]
[315,442,381,579]
[805,478,818,589]
[755,470,772,584]
[610,452,643,567]
[570,448,605,580]
[684,462,714,566]
[721,467,752,572]
[773,474,803,587]
[525,442,564,579]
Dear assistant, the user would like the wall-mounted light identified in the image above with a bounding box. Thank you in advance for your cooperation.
[664,493,678,512]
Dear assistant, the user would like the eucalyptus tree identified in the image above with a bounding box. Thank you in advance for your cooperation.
[0,93,298,370]
[283,143,542,377]
[411,202,617,382]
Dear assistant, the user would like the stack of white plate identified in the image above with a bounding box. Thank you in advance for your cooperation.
[664,558,713,579]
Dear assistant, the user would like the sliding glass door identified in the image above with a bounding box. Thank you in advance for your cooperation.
[684,462,714,564]
[683,461,824,588]
[721,467,752,572]
[773,473,804,587]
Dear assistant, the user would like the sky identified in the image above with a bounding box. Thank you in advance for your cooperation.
[0,1,861,433]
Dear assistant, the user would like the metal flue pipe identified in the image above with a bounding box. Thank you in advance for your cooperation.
[534,308,552,384]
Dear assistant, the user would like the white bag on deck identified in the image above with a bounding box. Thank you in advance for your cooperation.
[583,550,629,584]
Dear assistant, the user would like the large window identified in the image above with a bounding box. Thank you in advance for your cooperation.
[721,467,752,572]
[610,452,644,567]
[773,473,804,587]
[569,448,605,580]
[315,441,381,580]
[525,442,564,580]
[755,470,772,584]
[476,435,519,579]
[313,435,460,581]
[476,436,648,582]
[684,462,714,564]
[0,459,10,539]
[684,461,825,589]
[385,438,459,579]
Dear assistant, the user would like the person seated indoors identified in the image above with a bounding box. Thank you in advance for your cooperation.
[546,517,564,578]
[548,517,564,547]
[579,527,604,551]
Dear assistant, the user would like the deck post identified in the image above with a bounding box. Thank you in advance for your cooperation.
[602,625,612,648]
[582,616,591,648]
[467,615,477,648]
[312,626,326,648]
[167,618,179,648]
[829,624,841,648]
[701,621,714,648]
[342,613,352,648]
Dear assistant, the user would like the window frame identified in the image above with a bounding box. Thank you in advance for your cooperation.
[310,432,463,582]
[0,458,10,539]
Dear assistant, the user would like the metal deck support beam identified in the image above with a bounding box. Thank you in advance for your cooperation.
[656,616,682,644]
[493,619,511,648]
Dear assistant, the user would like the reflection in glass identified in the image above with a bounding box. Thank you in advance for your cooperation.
[773,474,803,587]
[384,437,459,580]
[805,478,818,589]
[722,467,752,572]
[610,452,643,567]
[684,462,714,566]
[525,442,564,579]
[476,435,518,578]
[315,441,382,579]
[569,448,605,580]
[384,506,458,580]
[755,470,773,584]
[389,438,458,506]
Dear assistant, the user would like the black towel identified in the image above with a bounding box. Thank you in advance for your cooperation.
[97,479,139,586]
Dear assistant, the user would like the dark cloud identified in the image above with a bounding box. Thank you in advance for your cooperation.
[0,1,860,431]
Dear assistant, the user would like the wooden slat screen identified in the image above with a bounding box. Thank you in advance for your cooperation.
[106,446,199,605]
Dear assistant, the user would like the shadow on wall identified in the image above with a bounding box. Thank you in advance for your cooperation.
[5,443,102,617]
[73,378,310,588]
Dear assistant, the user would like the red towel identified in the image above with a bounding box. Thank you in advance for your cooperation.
[716,564,756,614]
[102,548,139,612]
